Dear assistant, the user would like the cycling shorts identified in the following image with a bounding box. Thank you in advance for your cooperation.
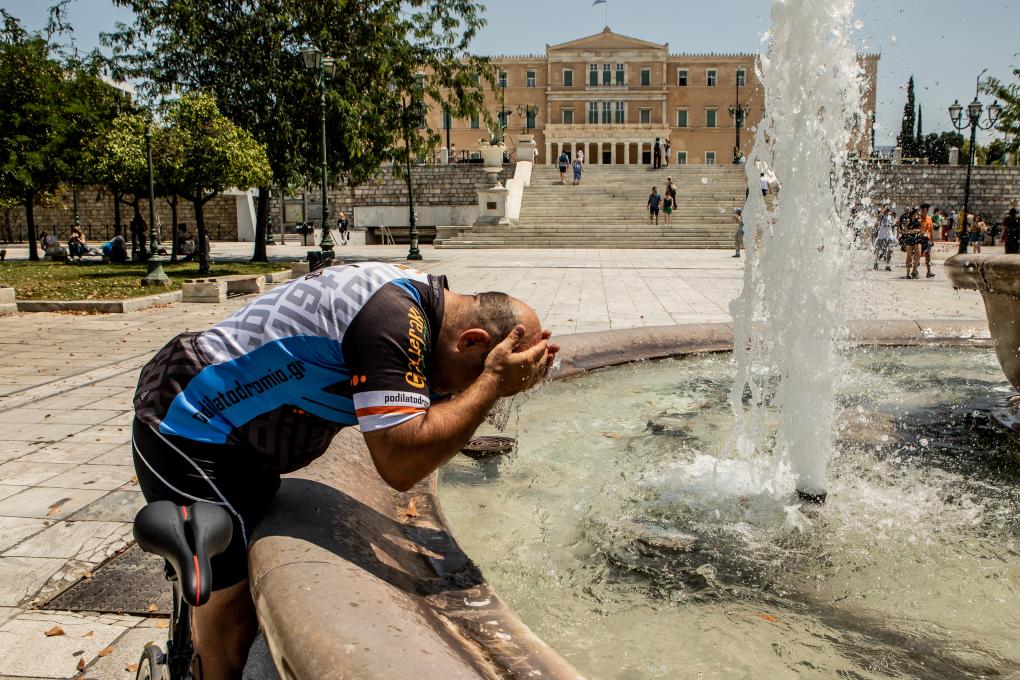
[131,417,281,590]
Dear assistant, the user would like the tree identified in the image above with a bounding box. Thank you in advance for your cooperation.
[106,0,491,260]
[919,131,965,165]
[898,76,916,157]
[161,93,270,274]
[0,11,73,260]
[915,104,923,153]
[983,68,1020,157]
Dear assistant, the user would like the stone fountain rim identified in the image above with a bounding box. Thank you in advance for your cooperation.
[248,318,989,680]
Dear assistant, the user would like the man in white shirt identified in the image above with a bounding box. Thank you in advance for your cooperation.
[760,173,769,197]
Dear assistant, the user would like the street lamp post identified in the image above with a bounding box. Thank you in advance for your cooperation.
[141,121,170,287]
[402,94,422,261]
[301,47,337,258]
[948,71,1002,254]
[728,75,748,164]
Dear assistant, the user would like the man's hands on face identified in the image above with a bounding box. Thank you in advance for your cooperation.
[482,325,560,398]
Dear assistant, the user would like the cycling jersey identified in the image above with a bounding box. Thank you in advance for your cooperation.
[134,262,447,473]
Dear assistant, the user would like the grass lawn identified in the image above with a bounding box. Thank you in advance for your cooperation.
[0,260,295,300]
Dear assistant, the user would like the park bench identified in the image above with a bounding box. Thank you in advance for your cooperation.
[181,270,292,303]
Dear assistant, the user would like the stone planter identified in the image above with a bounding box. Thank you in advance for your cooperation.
[0,286,16,317]
[945,253,1020,390]
[479,143,506,169]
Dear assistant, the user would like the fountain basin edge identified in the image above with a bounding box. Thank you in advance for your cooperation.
[945,253,1020,391]
[247,319,990,680]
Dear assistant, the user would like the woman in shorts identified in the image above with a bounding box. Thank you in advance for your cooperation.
[898,208,922,278]
[969,214,986,254]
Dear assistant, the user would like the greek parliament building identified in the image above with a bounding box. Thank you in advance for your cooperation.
[432,28,879,165]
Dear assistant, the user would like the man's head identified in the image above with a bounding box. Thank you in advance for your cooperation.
[433,291,543,394]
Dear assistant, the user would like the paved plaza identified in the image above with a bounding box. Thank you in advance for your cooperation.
[0,243,991,679]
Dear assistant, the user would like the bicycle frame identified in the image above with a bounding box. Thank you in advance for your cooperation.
[163,565,200,679]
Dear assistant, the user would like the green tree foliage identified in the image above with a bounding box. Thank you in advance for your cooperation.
[897,76,917,157]
[82,111,149,239]
[106,0,490,260]
[918,131,965,165]
[982,68,1020,157]
[0,7,124,260]
[161,93,270,274]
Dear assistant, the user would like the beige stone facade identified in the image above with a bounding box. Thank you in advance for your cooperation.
[430,28,878,166]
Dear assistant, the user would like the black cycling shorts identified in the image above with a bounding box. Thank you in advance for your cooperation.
[131,418,281,590]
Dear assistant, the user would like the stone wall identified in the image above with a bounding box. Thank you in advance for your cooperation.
[871,165,1020,220]
[276,163,516,226]
[0,187,240,243]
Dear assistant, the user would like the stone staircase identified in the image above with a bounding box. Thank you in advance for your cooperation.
[434,164,749,249]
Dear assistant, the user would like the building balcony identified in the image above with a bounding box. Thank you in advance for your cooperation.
[583,83,629,92]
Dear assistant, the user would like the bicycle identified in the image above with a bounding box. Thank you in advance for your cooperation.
[132,501,233,680]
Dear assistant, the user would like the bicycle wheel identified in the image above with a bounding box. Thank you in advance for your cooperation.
[134,645,169,680]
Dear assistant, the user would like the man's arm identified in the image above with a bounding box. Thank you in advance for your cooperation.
[362,326,550,492]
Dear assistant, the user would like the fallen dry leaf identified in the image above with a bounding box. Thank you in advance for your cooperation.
[81,630,94,638]
[97,645,113,657]
[44,625,65,637]
[154,619,169,629]
[757,613,778,623]
[46,497,72,516]
[76,658,86,671]
[125,662,139,672]
[82,571,93,579]
[601,431,621,439]
[147,603,158,613]
[129,475,138,484]
[404,499,420,518]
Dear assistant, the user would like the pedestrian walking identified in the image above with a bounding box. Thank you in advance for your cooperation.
[873,207,895,271]
[664,138,671,167]
[946,210,957,241]
[759,173,769,197]
[557,150,570,184]
[733,208,745,258]
[648,186,661,225]
[933,208,945,241]
[919,204,935,277]
[663,192,674,225]
[576,147,584,165]
[449,143,457,163]
[337,211,350,246]
[898,207,923,279]
[1003,208,1020,254]
[572,156,583,185]
[664,176,678,213]
[653,137,662,170]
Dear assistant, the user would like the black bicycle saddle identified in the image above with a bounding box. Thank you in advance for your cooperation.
[133,501,233,607]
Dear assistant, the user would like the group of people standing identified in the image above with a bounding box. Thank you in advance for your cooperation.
[647,177,679,226]
[652,137,672,170]
[872,204,1020,278]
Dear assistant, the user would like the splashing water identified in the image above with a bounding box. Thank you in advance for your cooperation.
[729,0,870,498]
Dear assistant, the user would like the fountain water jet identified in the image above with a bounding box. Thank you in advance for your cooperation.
[729,0,869,502]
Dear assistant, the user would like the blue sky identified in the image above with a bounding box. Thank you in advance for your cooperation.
[3,0,1016,144]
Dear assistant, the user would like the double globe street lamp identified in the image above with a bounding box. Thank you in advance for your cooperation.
[948,71,1002,255]
[301,46,338,259]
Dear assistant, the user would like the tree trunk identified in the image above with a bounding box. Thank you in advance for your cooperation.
[193,196,210,275]
[251,185,269,262]
[131,201,148,260]
[113,190,123,237]
[168,195,179,264]
[25,192,39,262]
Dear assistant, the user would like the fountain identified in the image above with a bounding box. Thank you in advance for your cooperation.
[243,2,1016,678]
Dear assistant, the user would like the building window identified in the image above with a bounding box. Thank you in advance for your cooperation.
[563,69,573,87]
[526,108,537,128]
[526,69,536,87]
[615,63,625,85]
[589,64,598,86]
[707,69,717,86]
[676,151,688,165]
[470,114,479,129]
[602,63,611,86]
[706,109,717,128]
[736,68,746,87]
[676,109,688,128]
[588,101,598,124]
[677,69,688,86]
[498,70,508,88]
[639,108,651,124]
[497,109,508,128]
[442,110,452,130]
[598,101,610,124]
[562,108,574,124]
[640,68,651,86]
[734,108,745,129]
[615,101,625,124]
[705,151,716,164]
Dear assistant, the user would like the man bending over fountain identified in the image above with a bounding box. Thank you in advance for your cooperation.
[131,262,557,680]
